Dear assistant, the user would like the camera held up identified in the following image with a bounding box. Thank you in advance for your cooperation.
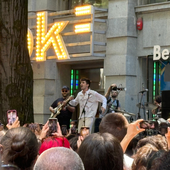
[139,118,170,137]
[111,86,126,91]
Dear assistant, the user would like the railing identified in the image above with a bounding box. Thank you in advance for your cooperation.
[137,0,170,5]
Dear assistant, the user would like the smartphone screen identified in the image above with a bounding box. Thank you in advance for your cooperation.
[159,122,168,135]
[48,118,58,136]
[140,121,158,130]
[80,126,90,138]
[61,125,68,136]
[71,126,77,134]
[7,110,17,125]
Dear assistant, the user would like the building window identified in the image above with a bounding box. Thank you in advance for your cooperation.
[70,69,79,95]
[71,0,108,9]
[138,0,169,5]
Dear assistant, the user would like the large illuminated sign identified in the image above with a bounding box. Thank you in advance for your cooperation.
[75,5,93,16]
[36,12,69,61]
[27,5,93,61]
[153,45,170,61]
[75,23,92,33]
[27,28,33,56]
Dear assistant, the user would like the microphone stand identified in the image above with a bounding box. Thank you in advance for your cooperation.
[82,108,86,127]
[80,94,90,127]
[137,92,146,120]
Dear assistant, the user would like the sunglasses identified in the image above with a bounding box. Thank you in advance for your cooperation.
[62,90,68,92]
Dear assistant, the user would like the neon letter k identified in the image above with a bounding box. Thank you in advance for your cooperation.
[36,12,69,61]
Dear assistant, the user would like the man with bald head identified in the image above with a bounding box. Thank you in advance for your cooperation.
[34,147,84,170]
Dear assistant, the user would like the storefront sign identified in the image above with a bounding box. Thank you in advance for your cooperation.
[35,12,69,61]
[153,45,170,61]
[27,5,93,61]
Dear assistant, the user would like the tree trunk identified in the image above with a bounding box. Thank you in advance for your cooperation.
[0,0,34,125]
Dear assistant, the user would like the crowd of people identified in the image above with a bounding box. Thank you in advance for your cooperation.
[0,77,169,170]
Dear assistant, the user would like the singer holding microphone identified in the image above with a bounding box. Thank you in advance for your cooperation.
[69,77,107,133]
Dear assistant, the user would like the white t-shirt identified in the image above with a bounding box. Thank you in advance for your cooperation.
[124,154,133,170]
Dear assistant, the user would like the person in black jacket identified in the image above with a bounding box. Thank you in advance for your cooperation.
[49,86,75,130]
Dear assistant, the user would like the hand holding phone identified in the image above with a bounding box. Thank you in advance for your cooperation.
[140,120,158,130]
[61,125,68,136]
[80,126,90,138]
[6,117,20,130]
[48,118,58,136]
[7,110,17,125]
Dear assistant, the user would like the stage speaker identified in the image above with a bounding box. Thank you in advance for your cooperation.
[162,90,170,119]
[94,118,102,133]
[161,109,170,120]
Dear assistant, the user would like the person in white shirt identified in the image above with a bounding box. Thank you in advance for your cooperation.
[69,77,107,133]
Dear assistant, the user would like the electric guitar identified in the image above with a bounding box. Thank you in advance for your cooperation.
[50,95,74,118]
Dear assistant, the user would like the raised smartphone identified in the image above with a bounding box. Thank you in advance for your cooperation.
[7,110,17,125]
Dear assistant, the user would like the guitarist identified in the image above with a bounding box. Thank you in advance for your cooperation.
[49,86,75,130]
[105,84,121,114]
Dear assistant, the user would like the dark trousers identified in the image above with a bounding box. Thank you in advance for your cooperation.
[57,117,70,130]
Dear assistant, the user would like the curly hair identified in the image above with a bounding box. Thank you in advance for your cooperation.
[136,135,168,151]
[132,144,158,170]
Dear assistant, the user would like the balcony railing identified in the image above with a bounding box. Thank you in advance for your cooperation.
[137,0,170,5]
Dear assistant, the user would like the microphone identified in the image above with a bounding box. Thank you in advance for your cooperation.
[139,89,148,93]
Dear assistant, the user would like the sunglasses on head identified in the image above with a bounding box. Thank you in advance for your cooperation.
[62,90,68,92]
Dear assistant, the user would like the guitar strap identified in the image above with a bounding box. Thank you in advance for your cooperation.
[116,100,119,109]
